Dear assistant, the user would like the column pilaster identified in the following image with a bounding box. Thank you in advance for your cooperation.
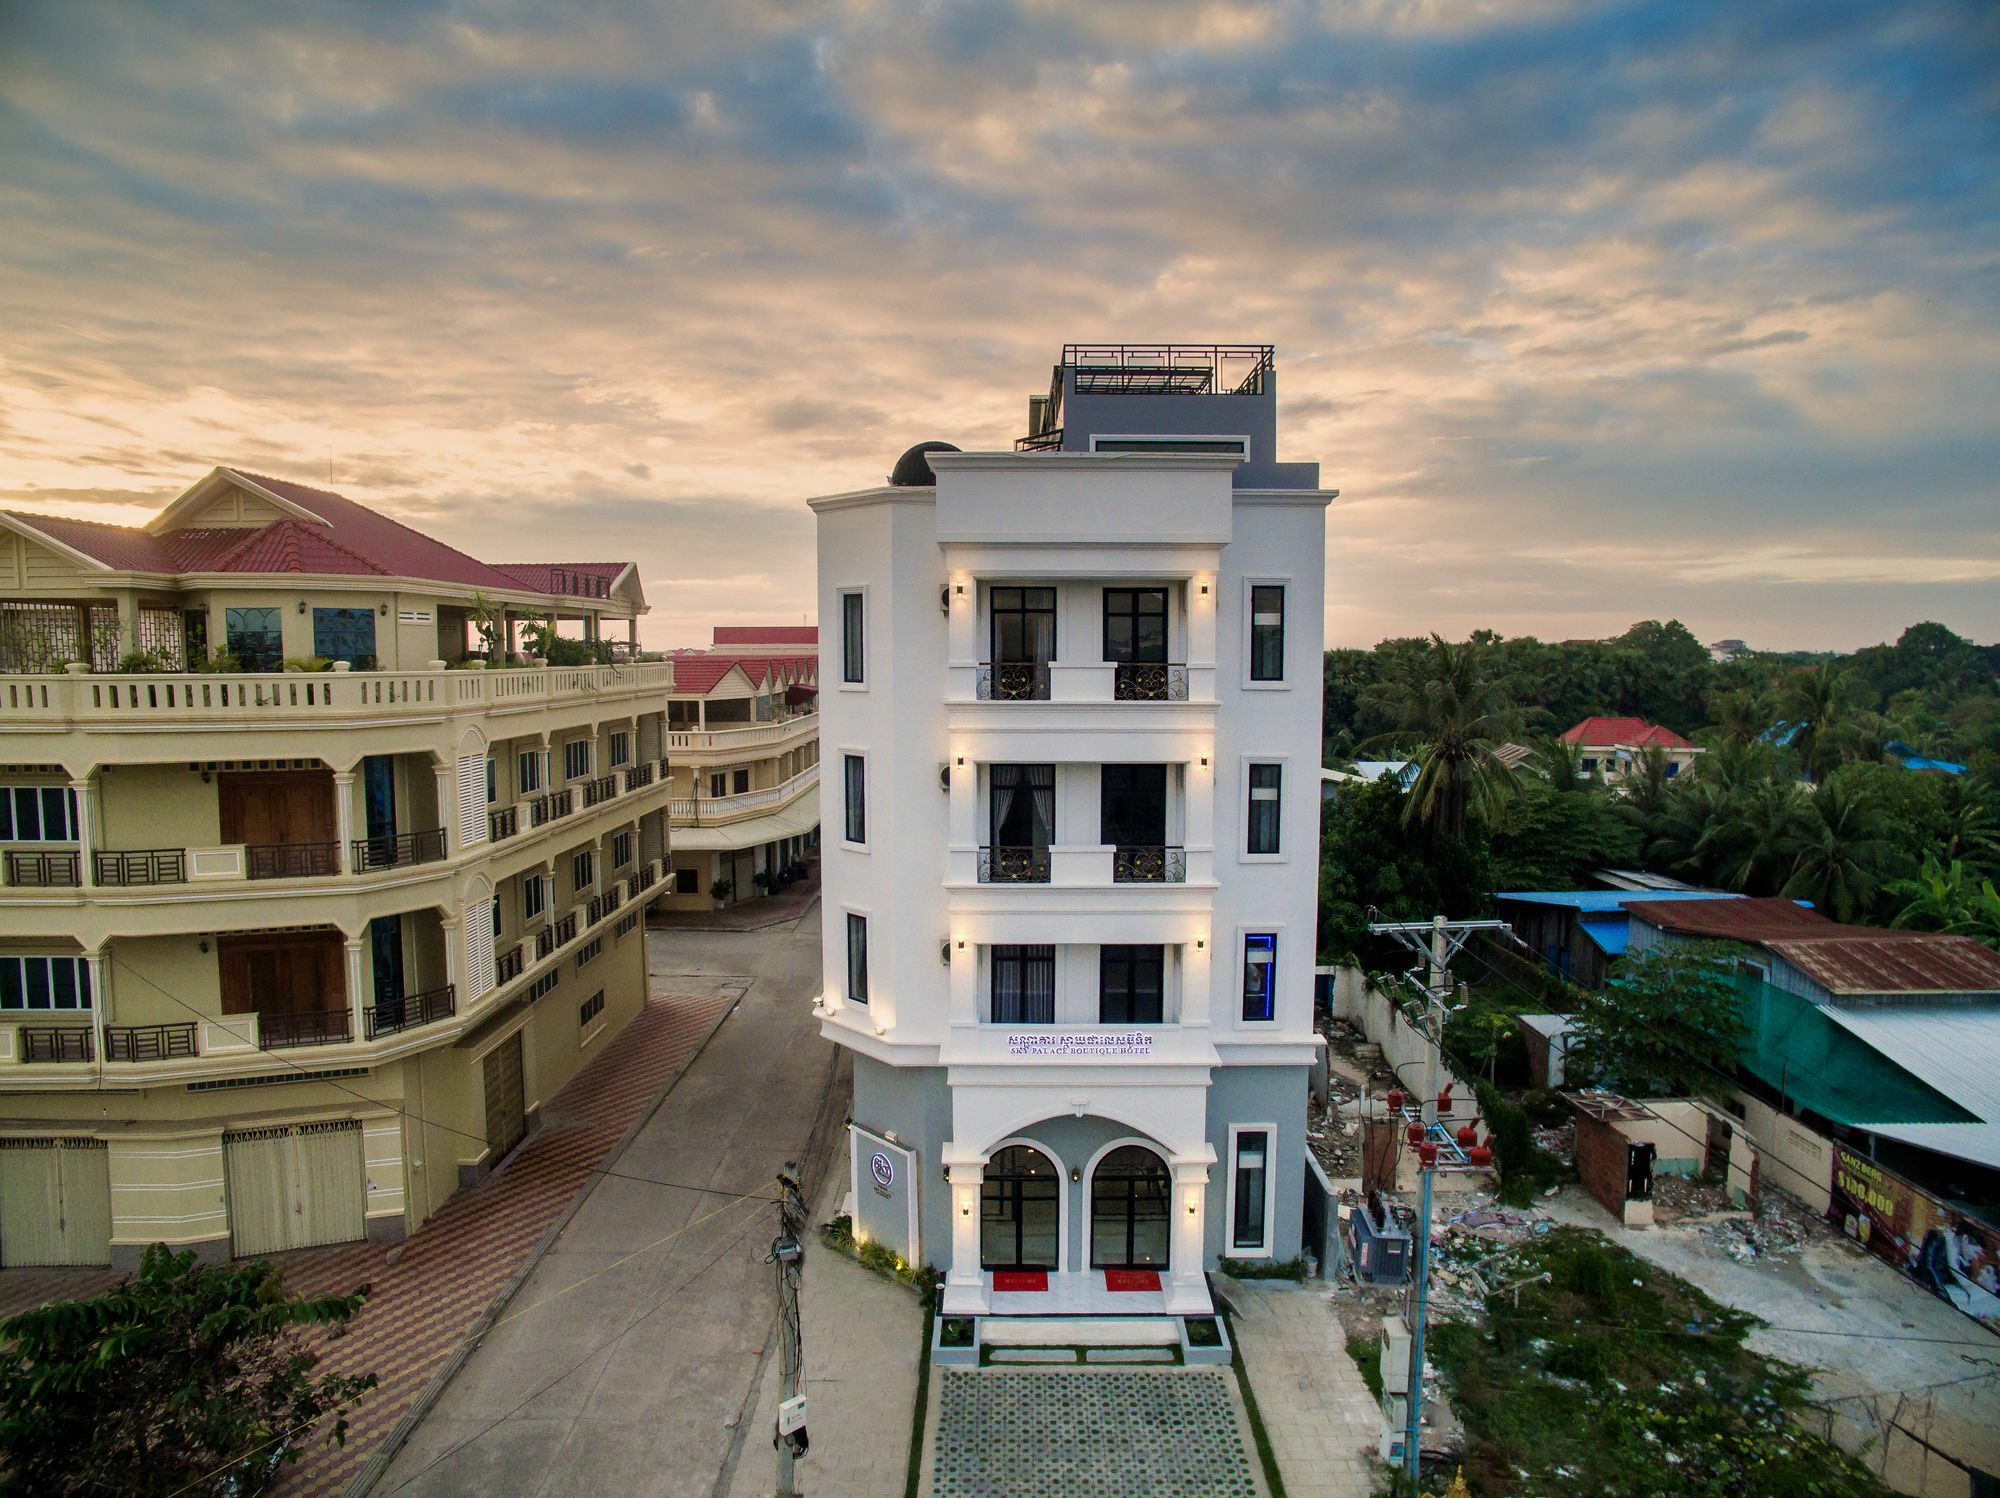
[941,1151,988,1314]
[70,776,97,889]
[1166,1159,1213,1312]
[332,770,357,873]
[344,936,367,1042]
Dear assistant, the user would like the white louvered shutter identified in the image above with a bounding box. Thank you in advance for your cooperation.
[463,899,497,999]
[456,754,487,849]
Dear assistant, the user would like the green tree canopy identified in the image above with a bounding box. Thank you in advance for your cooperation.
[1571,942,1746,1099]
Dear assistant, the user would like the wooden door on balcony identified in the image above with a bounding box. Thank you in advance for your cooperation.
[218,931,343,1020]
[219,769,336,848]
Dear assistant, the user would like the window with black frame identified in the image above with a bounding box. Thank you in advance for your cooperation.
[224,607,283,672]
[987,586,1055,698]
[1099,944,1165,1024]
[1102,588,1166,662]
[312,607,377,668]
[841,592,864,683]
[846,912,868,1005]
[843,754,866,844]
[1233,1130,1269,1250]
[986,764,1053,881]
[990,944,1055,1024]
[1242,932,1277,1021]
[1249,584,1285,681]
[1247,762,1282,854]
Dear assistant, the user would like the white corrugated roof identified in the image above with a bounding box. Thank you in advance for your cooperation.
[1822,1004,2000,1167]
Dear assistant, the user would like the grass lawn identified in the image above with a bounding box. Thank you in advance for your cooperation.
[1427,1227,1895,1498]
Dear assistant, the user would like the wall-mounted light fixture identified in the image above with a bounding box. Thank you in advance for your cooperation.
[1199,755,1209,768]
[1195,937,1205,950]
[1187,1199,1198,1216]
[955,582,965,596]
[379,602,390,616]
[1199,583,1210,595]
[957,937,966,950]
[1070,1166,1082,1183]
[955,754,965,767]
[198,938,209,954]
[961,1201,971,1217]
[296,600,307,615]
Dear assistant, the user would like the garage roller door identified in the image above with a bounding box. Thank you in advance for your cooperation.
[483,1033,526,1163]
[0,1137,111,1267]
[224,1120,365,1258]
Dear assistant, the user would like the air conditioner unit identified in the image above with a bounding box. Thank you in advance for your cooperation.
[1379,1314,1412,1395]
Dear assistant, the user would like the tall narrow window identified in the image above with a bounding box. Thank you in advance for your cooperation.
[846,913,869,1006]
[989,765,1055,848]
[518,750,544,795]
[1100,945,1165,1024]
[523,875,547,923]
[1246,763,1282,855]
[1232,1130,1270,1250]
[1249,584,1285,682]
[841,592,865,683]
[991,945,1056,1024]
[563,739,591,781]
[843,754,866,844]
[1102,588,1167,663]
[1242,933,1277,1022]
[572,849,594,892]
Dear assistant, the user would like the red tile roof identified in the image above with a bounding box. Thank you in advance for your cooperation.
[6,469,639,606]
[712,625,818,647]
[1560,716,1695,750]
[487,563,627,599]
[665,649,818,697]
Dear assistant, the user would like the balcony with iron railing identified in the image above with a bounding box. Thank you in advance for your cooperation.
[529,788,576,827]
[257,1007,353,1049]
[1112,845,1188,884]
[978,845,1052,884]
[950,842,1212,894]
[351,827,447,873]
[4,849,80,887]
[489,804,520,841]
[14,1024,93,1062]
[364,984,455,1041]
[94,848,188,886]
[105,1021,199,1061]
[247,842,341,880]
[581,774,619,809]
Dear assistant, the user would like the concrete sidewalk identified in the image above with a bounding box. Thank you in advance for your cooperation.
[374,905,842,1498]
[1220,1277,1382,1498]
[723,1179,925,1498]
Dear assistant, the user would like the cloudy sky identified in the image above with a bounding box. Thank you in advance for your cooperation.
[2,0,1996,651]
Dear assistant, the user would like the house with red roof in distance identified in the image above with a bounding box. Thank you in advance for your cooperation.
[1558,715,1702,785]
[660,627,819,912]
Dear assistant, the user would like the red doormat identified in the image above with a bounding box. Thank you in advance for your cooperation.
[993,1269,1048,1292]
[1104,1269,1161,1292]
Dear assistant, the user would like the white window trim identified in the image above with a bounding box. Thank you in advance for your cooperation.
[0,785,79,843]
[1225,1122,1279,1258]
[0,953,94,1012]
[1237,755,1289,863]
[1241,576,1291,689]
[840,746,869,852]
[608,730,632,769]
[522,872,549,923]
[838,586,868,690]
[518,749,547,796]
[563,737,593,782]
[571,848,595,894]
[1237,923,1283,1025]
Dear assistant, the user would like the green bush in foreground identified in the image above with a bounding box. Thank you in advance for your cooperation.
[0,1244,375,1498]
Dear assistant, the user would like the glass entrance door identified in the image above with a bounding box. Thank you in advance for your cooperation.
[980,1145,1060,1269]
[1090,1145,1171,1269]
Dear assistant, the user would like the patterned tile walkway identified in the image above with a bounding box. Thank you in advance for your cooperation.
[0,989,734,1498]
[931,1369,1260,1498]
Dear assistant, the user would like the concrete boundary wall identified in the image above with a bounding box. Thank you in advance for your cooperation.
[1326,966,1478,1126]
[1735,1092,1835,1214]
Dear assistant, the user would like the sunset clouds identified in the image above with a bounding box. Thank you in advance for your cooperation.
[2,0,1995,647]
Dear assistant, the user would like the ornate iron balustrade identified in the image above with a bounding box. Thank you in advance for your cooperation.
[633,861,658,892]
[256,1008,352,1049]
[975,662,1052,701]
[4,850,81,887]
[489,805,520,841]
[18,1025,92,1062]
[246,841,339,880]
[93,848,187,886]
[496,945,526,984]
[978,845,1052,884]
[351,827,447,872]
[529,789,575,826]
[533,924,555,960]
[1112,845,1187,884]
[623,761,655,792]
[554,911,578,946]
[105,1022,198,1061]
[587,886,625,925]
[1113,662,1189,702]
[365,984,455,1040]
[582,774,619,808]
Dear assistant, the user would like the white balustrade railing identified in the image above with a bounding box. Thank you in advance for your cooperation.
[663,711,817,754]
[668,764,817,824]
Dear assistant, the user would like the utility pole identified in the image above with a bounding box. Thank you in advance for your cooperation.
[1368,915,1507,1488]
[771,1165,807,1497]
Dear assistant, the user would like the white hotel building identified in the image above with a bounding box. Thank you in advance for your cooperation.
[811,345,1332,1317]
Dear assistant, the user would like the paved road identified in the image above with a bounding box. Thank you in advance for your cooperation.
[375,903,841,1498]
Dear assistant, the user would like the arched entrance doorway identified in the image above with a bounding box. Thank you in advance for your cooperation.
[980,1144,1060,1270]
[1089,1144,1171,1269]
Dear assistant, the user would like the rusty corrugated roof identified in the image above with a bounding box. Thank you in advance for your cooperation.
[1625,896,1836,940]
[1766,935,2000,996]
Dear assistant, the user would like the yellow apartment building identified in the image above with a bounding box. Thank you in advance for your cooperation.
[660,626,819,911]
[0,466,672,1268]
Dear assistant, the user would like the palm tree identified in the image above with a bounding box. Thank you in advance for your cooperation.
[1706,687,1769,747]
[1698,778,1812,894]
[1773,664,1859,780]
[1782,777,1900,922]
[1360,633,1525,841]
[1622,744,1675,817]
[1536,735,1594,793]
[1889,855,2000,950]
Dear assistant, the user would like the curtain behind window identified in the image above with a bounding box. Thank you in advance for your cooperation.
[991,944,1055,1024]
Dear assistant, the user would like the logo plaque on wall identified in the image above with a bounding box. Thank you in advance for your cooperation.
[870,1150,895,1197]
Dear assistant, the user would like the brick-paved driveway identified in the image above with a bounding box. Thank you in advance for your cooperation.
[0,988,735,1498]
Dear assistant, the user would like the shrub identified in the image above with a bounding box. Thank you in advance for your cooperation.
[282,656,333,673]
[1217,1255,1310,1281]
[0,1244,375,1497]
[115,649,171,673]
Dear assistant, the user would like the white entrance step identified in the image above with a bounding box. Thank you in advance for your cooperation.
[981,1316,1181,1348]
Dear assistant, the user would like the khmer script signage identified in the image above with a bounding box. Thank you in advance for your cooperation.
[1005,1030,1154,1058]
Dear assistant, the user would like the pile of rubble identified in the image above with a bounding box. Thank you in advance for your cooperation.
[1651,1174,1733,1223]
[1309,1016,1401,1181]
[1688,1192,1821,1261]
[1532,1121,1575,1168]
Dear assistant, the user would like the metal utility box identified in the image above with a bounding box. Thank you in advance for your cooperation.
[1347,1202,1411,1285]
[1379,1314,1412,1395]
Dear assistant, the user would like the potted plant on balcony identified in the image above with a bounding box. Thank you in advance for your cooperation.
[709,877,734,909]
[751,869,776,897]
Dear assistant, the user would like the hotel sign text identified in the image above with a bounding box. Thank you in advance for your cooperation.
[1006,1030,1154,1058]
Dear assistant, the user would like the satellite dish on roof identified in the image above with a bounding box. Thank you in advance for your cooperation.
[889,441,960,487]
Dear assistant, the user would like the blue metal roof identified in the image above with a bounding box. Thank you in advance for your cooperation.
[1578,914,1631,956]
[1495,890,1743,913]
[1886,740,1966,775]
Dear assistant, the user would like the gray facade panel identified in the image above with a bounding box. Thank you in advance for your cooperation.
[1205,1064,1309,1263]
[850,1054,953,1269]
